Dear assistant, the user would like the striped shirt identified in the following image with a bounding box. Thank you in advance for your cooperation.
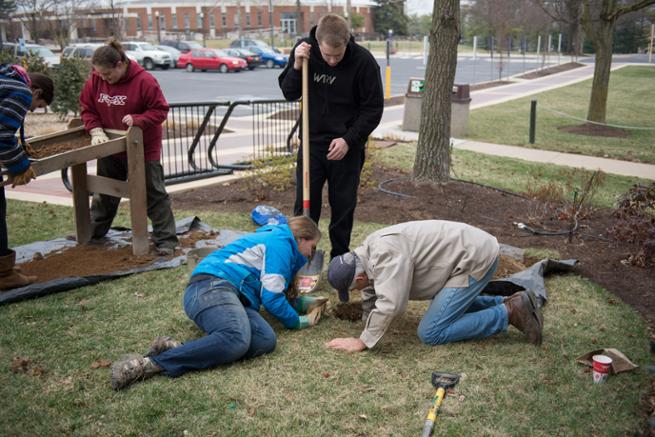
[0,64,32,175]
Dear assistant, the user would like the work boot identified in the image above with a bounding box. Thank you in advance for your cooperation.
[111,354,162,390]
[0,250,36,291]
[504,290,543,346]
[145,336,181,357]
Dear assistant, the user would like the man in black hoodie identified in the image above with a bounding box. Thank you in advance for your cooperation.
[279,13,384,260]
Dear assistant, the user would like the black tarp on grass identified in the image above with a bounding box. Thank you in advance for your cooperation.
[1,217,246,305]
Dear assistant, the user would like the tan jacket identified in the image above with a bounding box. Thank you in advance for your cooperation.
[354,220,499,348]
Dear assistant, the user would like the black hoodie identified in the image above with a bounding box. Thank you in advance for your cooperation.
[279,26,383,152]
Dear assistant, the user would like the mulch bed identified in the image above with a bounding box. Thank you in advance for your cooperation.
[516,62,586,80]
[558,123,629,138]
[170,162,655,329]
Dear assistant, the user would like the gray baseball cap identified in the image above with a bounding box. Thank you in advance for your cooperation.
[327,252,358,302]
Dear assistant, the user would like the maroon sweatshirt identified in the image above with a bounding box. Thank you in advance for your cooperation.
[80,60,169,161]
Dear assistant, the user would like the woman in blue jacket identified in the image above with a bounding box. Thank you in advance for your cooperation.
[111,215,325,390]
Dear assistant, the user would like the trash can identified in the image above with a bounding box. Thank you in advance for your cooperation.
[450,84,471,137]
[402,78,424,132]
[402,80,472,137]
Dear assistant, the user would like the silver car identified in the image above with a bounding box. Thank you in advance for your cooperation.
[122,42,172,70]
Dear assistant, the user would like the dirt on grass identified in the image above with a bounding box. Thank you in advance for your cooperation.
[170,162,655,330]
[17,230,217,285]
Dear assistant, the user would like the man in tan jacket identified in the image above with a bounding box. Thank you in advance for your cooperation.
[326,220,543,352]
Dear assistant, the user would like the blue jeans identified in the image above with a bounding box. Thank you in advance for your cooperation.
[151,278,276,378]
[417,258,508,345]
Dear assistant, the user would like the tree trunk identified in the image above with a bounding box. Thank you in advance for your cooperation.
[585,17,615,123]
[412,0,460,184]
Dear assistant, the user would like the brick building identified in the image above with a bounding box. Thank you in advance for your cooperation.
[1,1,377,44]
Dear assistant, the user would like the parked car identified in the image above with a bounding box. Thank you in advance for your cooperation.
[230,38,282,54]
[224,48,261,70]
[230,38,270,50]
[248,46,288,69]
[160,40,203,53]
[154,45,181,68]
[1,42,60,67]
[62,43,141,66]
[177,48,247,73]
[122,41,171,70]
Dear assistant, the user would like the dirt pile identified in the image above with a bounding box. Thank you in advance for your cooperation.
[26,135,92,159]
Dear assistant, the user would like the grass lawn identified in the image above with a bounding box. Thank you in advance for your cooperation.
[2,150,651,435]
[466,66,655,163]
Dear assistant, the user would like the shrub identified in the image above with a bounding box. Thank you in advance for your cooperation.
[242,150,295,201]
[51,57,90,120]
[609,182,655,267]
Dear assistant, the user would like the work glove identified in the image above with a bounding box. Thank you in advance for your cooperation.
[90,128,110,146]
[10,166,36,187]
[297,305,323,329]
[293,295,328,314]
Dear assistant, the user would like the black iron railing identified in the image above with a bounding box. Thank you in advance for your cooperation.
[62,99,301,190]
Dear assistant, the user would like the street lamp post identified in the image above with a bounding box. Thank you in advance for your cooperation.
[269,0,274,49]
[200,12,206,46]
[155,12,161,44]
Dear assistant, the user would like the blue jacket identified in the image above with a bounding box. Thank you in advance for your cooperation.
[0,64,32,175]
[191,224,307,329]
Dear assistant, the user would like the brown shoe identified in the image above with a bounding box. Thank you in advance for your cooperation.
[111,354,162,390]
[504,290,543,346]
[145,336,181,357]
[0,250,36,291]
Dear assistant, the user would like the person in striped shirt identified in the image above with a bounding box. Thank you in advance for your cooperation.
[0,64,53,291]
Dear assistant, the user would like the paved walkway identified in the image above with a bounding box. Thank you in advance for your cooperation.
[373,62,655,181]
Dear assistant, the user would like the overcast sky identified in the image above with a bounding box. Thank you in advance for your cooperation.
[406,0,432,16]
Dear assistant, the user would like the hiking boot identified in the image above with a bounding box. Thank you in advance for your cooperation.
[111,354,162,390]
[155,246,175,257]
[0,250,36,291]
[504,290,543,346]
[145,336,181,357]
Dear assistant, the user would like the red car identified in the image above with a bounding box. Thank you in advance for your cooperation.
[177,48,247,73]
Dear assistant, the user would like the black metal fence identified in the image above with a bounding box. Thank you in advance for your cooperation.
[61,99,300,190]
[162,99,301,184]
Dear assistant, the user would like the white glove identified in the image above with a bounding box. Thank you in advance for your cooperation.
[90,128,110,146]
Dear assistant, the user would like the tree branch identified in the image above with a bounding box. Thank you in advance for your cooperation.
[609,0,655,21]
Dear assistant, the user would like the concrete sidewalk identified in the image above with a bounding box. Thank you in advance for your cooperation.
[373,63,655,181]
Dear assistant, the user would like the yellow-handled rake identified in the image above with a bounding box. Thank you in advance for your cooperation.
[421,371,460,437]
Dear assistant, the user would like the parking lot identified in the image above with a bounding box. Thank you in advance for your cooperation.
[151,55,555,103]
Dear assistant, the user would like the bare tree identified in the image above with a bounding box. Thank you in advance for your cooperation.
[412,0,459,183]
[581,0,655,123]
[535,0,584,54]
[469,0,550,77]
[105,0,123,39]
[48,0,90,48]
[16,0,54,42]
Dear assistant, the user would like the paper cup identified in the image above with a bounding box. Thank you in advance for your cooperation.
[592,354,612,384]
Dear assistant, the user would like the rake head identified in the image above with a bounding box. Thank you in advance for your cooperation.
[431,371,461,390]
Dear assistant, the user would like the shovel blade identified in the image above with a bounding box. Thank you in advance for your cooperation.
[295,249,325,294]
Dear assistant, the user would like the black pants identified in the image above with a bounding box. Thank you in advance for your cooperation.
[90,156,179,249]
[0,180,8,256]
[294,144,363,259]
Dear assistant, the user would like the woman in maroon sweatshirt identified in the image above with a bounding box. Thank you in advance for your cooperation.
[80,40,178,256]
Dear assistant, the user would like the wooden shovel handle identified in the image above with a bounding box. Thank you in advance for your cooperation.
[302,57,310,217]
